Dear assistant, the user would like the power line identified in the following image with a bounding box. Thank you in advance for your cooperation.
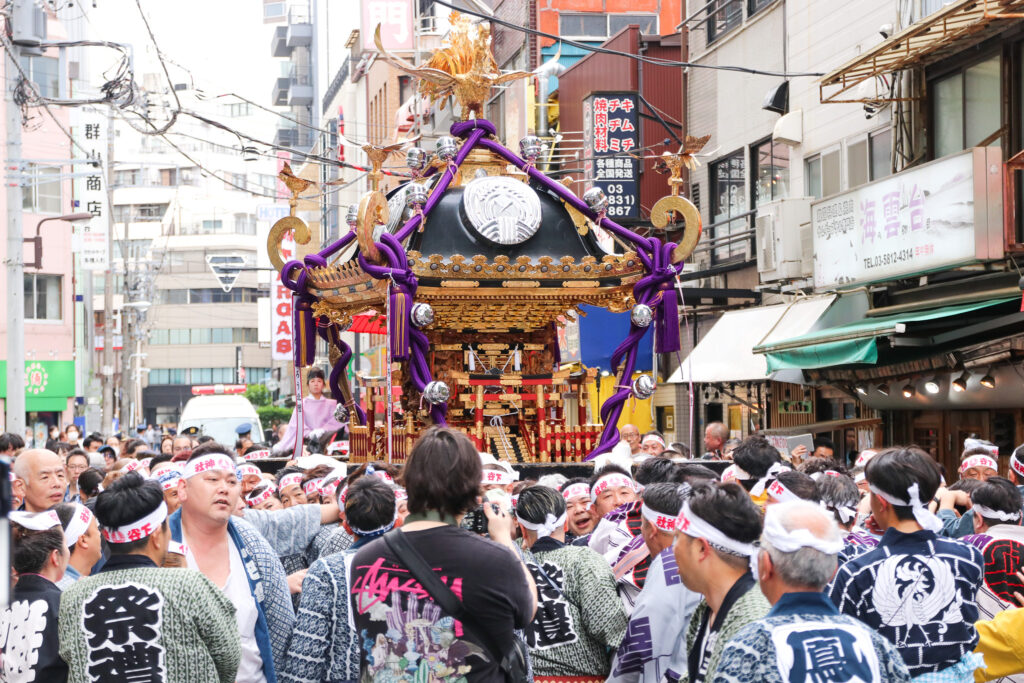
[131,0,179,134]
[432,0,825,78]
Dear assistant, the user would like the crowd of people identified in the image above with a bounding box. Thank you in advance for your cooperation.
[3,418,1024,683]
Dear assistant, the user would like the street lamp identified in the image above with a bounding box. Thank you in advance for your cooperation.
[5,211,94,439]
[24,212,93,269]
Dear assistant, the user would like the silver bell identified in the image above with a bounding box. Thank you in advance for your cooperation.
[333,403,349,423]
[435,136,458,161]
[583,186,609,213]
[423,380,450,405]
[630,304,654,328]
[519,135,543,162]
[405,146,429,172]
[345,204,359,228]
[405,182,429,210]
[632,374,656,400]
[410,302,435,328]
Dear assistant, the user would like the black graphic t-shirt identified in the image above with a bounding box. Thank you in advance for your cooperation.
[349,525,534,682]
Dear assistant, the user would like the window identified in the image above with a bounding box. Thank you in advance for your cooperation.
[226,103,252,117]
[24,274,61,321]
[748,0,775,15]
[710,151,748,263]
[159,168,178,186]
[150,329,169,345]
[608,14,658,34]
[19,56,59,98]
[869,128,892,180]
[22,165,62,214]
[137,204,167,221]
[157,289,187,305]
[113,169,140,187]
[751,139,789,205]
[558,13,607,39]
[152,369,186,385]
[805,149,841,199]
[707,0,743,43]
[113,205,130,224]
[558,13,657,39]
[847,139,868,189]
[234,214,257,235]
[201,219,223,233]
[245,367,271,383]
[932,54,1002,158]
[263,0,285,22]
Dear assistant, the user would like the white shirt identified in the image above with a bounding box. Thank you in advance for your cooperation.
[186,539,266,683]
[593,440,637,472]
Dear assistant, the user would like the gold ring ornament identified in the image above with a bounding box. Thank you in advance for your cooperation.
[356,190,390,265]
[650,194,702,264]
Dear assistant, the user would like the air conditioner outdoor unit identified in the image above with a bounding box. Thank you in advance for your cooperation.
[755,198,813,283]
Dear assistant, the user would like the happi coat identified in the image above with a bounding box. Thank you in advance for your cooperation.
[58,555,240,682]
[828,527,983,678]
[673,573,770,683]
[711,591,911,683]
[523,537,628,678]
[168,509,295,680]
[608,546,702,683]
[2,573,68,682]
[279,538,369,683]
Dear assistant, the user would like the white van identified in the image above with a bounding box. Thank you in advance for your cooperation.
[178,394,264,446]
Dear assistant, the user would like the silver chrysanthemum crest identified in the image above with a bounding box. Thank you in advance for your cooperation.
[463,175,542,246]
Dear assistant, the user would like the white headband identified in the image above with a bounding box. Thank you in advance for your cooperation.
[236,464,262,479]
[482,469,513,486]
[516,511,567,538]
[854,472,866,484]
[972,504,1023,522]
[318,476,343,498]
[767,479,802,504]
[394,487,408,502]
[101,502,168,543]
[167,541,187,556]
[122,459,143,473]
[642,435,666,448]
[762,504,844,555]
[736,462,787,497]
[960,455,998,474]
[641,503,676,533]
[243,449,272,461]
[154,468,182,492]
[821,500,858,525]
[562,483,591,502]
[869,483,943,532]
[279,472,303,491]
[675,501,759,576]
[246,484,277,508]
[183,454,236,480]
[303,478,324,497]
[11,510,61,531]
[591,473,635,502]
[63,504,94,547]
[139,458,152,470]
[854,450,878,468]
[1012,456,1024,479]
[965,438,999,456]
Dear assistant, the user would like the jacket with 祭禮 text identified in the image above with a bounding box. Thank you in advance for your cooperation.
[57,557,240,682]
[168,509,295,680]
[828,527,983,677]
[711,591,911,683]
[524,537,628,678]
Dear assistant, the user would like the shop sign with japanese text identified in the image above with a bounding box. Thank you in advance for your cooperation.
[583,92,639,220]
[71,108,109,270]
[272,232,296,361]
[812,148,1003,289]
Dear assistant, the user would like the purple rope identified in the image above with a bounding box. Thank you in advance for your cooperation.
[317,323,367,425]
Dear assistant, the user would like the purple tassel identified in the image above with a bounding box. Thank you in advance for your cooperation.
[655,285,680,353]
[551,321,561,367]
[292,295,316,367]
[389,288,411,361]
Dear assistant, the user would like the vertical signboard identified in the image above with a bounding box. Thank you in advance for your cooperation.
[272,232,296,360]
[583,92,639,221]
[362,0,413,51]
[72,108,109,270]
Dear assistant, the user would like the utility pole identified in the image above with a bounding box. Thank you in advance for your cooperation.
[4,35,25,438]
[101,110,115,434]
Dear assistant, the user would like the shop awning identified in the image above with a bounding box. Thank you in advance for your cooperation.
[667,296,836,384]
[820,0,1024,104]
[755,297,1018,372]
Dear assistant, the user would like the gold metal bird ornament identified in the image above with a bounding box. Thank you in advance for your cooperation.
[362,139,415,191]
[278,162,318,211]
[373,13,532,121]
[646,134,712,197]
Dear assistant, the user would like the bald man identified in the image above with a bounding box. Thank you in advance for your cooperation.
[704,422,730,460]
[13,448,68,512]
[594,423,643,471]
